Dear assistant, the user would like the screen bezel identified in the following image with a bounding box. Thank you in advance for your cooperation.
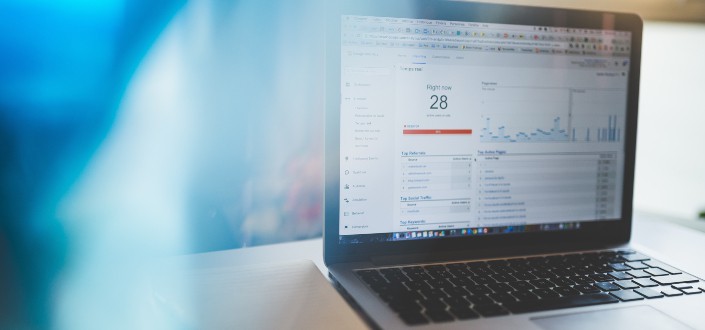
[324,0,642,266]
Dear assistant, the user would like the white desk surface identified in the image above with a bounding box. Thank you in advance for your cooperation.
[167,212,705,281]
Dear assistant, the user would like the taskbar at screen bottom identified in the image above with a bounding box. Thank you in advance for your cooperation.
[338,222,582,244]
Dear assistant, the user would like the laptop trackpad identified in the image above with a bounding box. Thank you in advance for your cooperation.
[532,305,693,330]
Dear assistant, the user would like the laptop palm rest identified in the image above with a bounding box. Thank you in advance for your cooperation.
[531,305,693,330]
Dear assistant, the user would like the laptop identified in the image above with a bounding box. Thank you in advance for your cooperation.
[323,0,705,328]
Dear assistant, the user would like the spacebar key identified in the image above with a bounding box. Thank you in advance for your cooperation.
[504,293,619,314]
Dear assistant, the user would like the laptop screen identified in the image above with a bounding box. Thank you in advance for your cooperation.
[338,14,632,244]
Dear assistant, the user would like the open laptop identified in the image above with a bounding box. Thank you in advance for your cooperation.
[324,0,705,328]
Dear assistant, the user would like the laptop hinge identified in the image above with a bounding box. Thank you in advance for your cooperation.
[368,242,624,266]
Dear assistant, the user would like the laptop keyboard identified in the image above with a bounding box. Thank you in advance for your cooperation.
[355,250,703,325]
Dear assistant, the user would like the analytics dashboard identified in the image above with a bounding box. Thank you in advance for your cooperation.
[339,15,631,238]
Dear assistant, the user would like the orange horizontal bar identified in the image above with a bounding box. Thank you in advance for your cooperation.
[403,129,473,135]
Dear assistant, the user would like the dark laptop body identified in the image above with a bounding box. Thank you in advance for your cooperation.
[324,1,705,328]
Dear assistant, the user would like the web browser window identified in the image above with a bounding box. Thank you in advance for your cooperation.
[339,15,631,243]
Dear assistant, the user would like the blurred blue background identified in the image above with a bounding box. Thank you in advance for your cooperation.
[1,0,704,328]
[1,0,325,327]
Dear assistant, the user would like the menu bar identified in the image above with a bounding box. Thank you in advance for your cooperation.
[342,15,632,58]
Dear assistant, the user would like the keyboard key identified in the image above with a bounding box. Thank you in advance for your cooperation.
[651,274,699,285]
[473,276,496,284]
[420,298,447,311]
[672,283,693,290]
[504,293,618,314]
[450,306,479,320]
[644,268,669,277]
[625,261,648,269]
[514,271,538,280]
[552,268,575,277]
[449,268,472,278]
[611,290,644,301]
[660,288,683,297]
[607,256,627,263]
[423,287,450,299]
[591,265,614,274]
[389,300,423,313]
[622,253,650,262]
[465,285,492,295]
[596,282,621,291]
[608,272,633,280]
[642,261,682,275]
[407,273,433,281]
[491,273,518,283]
[511,290,539,302]
[443,296,471,309]
[573,266,593,275]
[614,280,639,289]
[551,277,575,286]
[466,261,487,268]
[361,274,387,286]
[487,282,514,293]
[510,264,532,273]
[431,270,454,279]
[407,280,432,290]
[530,270,551,279]
[444,286,470,298]
[553,286,581,297]
[509,281,535,291]
[659,265,683,275]
[575,284,602,294]
[385,273,409,283]
[633,278,658,287]
[370,280,406,292]
[425,309,455,323]
[490,266,514,274]
[427,279,454,289]
[466,294,495,306]
[468,266,495,276]
[681,288,702,295]
[589,273,614,282]
[570,276,594,285]
[526,256,548,265]
[473,303,509,317]
[609,263,631,271]
[532,288,560,299]
[450,277,476,287]
[530,279,555,288]
[625,270,650,278]
[488,292,517,304]
[635,288,664,299]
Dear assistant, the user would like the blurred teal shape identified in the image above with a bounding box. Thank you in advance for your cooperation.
[1,0,330,327]
[0,0,184,327]
[50,0,327,327]
[1,0,328,327]
[0,0,121,118]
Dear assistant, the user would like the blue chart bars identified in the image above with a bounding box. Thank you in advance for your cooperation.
[481,115,621,143]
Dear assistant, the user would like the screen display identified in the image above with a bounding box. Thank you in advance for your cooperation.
[338,15,631,243]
